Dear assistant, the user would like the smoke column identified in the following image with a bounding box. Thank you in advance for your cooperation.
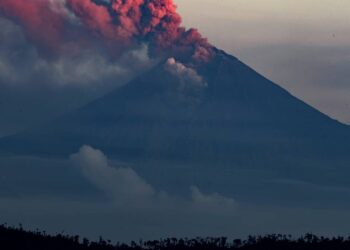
[0,0,214,62]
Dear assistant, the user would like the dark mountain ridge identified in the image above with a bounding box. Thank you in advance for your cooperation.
[0,49,349,173]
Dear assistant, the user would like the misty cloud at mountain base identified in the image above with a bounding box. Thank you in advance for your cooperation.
[2,146,350,241]
[0,0,349,242]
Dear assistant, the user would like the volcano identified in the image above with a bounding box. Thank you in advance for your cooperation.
[1,48,350,175]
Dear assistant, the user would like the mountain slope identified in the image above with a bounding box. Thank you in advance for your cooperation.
[1,50,350,172]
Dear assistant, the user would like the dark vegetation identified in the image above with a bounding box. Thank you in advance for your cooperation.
[2,224,350,250]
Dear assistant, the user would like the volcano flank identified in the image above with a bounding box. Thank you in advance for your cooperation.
[0,0,350,196]
[1,49,350,172]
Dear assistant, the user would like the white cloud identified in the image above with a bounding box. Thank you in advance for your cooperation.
[0,146,239,239]
[70,145,155,202]
[70,145,237,213]
[190,186,236,213]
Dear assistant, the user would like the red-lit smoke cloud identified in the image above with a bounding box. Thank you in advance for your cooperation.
[0,0,64,50]
[0,0,214,62]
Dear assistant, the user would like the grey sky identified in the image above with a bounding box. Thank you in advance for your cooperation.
[176,0,350,124]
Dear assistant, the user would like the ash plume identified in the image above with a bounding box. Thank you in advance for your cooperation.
[0,0,64,51]
[0,0,215,134]
[0,0,214,62]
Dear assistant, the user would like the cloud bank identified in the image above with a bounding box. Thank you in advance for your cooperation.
[70,145,236,213]
[3,151,350,241]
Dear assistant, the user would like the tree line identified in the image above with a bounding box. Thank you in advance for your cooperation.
[1,224,350,250]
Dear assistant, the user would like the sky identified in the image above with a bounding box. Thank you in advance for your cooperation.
[0,0,350,241]
[176,0,350,124]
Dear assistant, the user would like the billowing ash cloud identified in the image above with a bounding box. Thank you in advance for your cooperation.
[0,18,152,86]
[0,0,214,62]
[0,0,64,51]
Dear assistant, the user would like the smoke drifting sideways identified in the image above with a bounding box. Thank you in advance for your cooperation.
[0,0,214,63]
[0,0,214,136]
